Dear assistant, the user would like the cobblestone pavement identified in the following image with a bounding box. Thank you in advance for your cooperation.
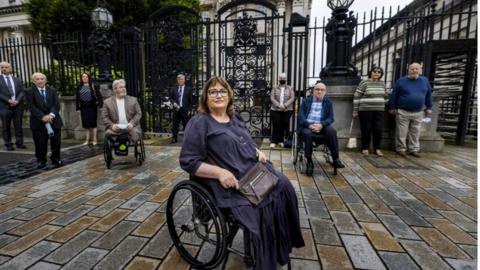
[0,145,475,269]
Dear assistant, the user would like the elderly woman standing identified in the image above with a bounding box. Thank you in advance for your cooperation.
[270,73,295,148]
[352,66,388,156]
[179,76,304,270]
[76,73,102,145]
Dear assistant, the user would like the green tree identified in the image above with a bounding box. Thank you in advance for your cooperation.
[25,0,201,34]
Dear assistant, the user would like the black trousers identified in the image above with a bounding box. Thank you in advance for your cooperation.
[301,126,339,162]
[270,110,293,144]
[172,108,190,140]
[0,106,24,147]
[358,111,384,150]
[32,127,61,163]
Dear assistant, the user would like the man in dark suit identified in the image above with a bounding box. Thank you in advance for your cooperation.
[26,72,63,169]
[0,61,26,151]
[169,73,193,144]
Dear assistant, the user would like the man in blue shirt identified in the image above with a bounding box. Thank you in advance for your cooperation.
[389,62,433,157]
[298,82,344,176]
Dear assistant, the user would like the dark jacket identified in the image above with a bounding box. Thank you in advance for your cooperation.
[169,85,194,111]
[75,84,103,111]
[26,85,63,130]
[0,75,25,110]
[298,96,334,129]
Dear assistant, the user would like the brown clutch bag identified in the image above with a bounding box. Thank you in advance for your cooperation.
[238,162,278,207]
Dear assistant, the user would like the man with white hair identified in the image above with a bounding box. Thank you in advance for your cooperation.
[102,79,142,142]
[168,73,193,144]
[389,62,432,158]
[0,61,26,151]
[26,72,63,169]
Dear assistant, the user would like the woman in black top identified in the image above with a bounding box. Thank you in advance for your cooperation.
[179,76,304,270]
[75,73,102,145]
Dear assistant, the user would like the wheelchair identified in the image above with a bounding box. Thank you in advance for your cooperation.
[292,129,337,175]
[166,179,257,269]
[103,132,146,169]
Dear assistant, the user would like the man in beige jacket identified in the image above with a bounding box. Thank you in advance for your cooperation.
[102,79,142,142]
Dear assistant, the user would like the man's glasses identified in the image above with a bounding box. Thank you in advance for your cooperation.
[208,88,228,97]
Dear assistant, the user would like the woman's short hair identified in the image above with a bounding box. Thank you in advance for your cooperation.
[112,79,126,90]
[198,76,234,116]
[368,66,384,79]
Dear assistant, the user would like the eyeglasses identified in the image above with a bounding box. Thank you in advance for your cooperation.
[372,70,382,74]
[207,88,228,97]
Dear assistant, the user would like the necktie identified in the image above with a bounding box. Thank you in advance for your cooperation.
[5,76,13,97]
[40,89,46,101]
[178,86,183,107]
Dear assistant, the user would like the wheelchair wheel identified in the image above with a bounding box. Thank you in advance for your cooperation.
[103,139,112,169]
[167,180,228,269]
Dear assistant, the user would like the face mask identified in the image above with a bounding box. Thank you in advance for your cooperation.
[279,80,286,85]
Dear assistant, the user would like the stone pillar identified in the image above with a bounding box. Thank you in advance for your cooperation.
[292,0,304,14]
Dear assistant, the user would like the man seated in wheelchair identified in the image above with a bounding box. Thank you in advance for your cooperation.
[179,76,305,270]
[298,82,345,175]
[102,78,142,154]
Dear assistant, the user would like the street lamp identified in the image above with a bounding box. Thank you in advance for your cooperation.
[90,0,113,82]
[320,0,360,84]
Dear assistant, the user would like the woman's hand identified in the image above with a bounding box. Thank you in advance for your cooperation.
[217,169,239,189]
[256,148,267,163]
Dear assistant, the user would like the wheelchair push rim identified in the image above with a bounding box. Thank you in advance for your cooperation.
[166,180,228,269]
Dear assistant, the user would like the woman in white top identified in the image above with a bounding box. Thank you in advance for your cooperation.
[270,73,295,148]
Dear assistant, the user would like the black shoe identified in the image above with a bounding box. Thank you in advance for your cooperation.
[306,161,314,176]
[5,145,14,151]
[169,138,177,144]
[333,160,345,169]
[37,162,46,169]
[16,145,26,149]
[51,160,63,167]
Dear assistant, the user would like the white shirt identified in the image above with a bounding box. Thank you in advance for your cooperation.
[116,98,128,126]
[3,75,15,100]
[279,86,285,105]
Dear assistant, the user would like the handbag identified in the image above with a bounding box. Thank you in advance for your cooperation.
[207,153,278,207]
[346,119,357,149]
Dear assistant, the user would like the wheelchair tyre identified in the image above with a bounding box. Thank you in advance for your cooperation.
[103,139,112,169]
[167,180,228,269]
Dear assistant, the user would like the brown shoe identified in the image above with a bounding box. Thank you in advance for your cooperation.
[409,151,421,158]
[397,150,406,157]
[375,149,384,157]
[361,149,369,156]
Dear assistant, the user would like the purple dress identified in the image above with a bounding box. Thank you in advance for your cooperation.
[179,113,305,269]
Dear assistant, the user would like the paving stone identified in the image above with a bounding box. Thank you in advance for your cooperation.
[376,190,405,206]
[0,241,60,270]
[29,185,64,198]
[132,212,166,237]
[116,185,145,200]
[425,188,459,204]
[389,186,417,200]
[53,195,93,213]
[336,187,363,203]
[50,205,95,226]
[290,229,318,260]
[139,225,172,259]
[317,245,353,270]
[55,187,90,202]
[310,219,341,246]
[448,200,477,220]
[445,258,477,270]
[413,227,470,259]
[89,208,131,232]
[298,207,310,229]
[341,235,386,270]
[62,247,109,270]
[0,207,28,223]
[391,206,430,226]
[0,255,9,265]
[0,234,18,248]
[378,251,419,270]
[322,195,348,211]
[47,216,98,243]
[304,200,329,218]
[85,183,117,196]
[438,210,477,232]
[92,221,139,250]
[401,239,453,270]
[120,193,152,210]
[301,186,322,200]
[288,258,321,270]
[28,261,61,270]
[403,199,442,218]
[377,214,420,240]
[0,225,60,256]
[86,191,118,206]
[87,198,125,217]
[149,188,172,203]
[44,230,102,264]
[459,245,477,259]
[360,222,403,251]
[415,193,451,210]
[330,211,362,234]
[15,201,62,221]
[313,177,337,195]
[347,203,378,222]
[8,212,60,236]
[126,202,161,222]
[426,218,477,245]
[0,219,23,234]
[158,245,198,270]
[0,197,32,212]
[20,196,56,209]
[94,236,148,270]
[124,256,161,270]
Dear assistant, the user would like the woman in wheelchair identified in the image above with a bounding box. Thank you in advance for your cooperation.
[179,76,305,269]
